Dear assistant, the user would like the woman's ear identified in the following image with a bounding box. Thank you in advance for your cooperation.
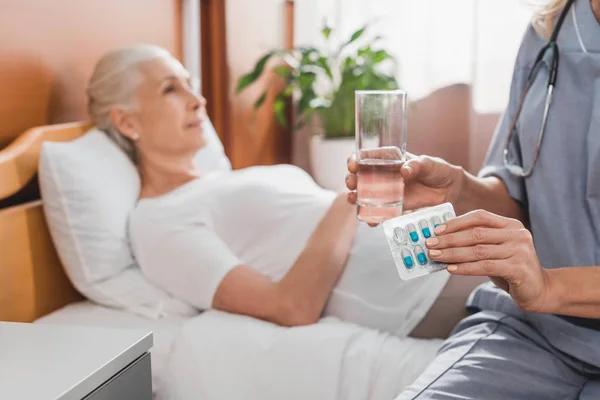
[109,107,138,140]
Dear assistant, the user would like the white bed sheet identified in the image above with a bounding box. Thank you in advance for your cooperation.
[34,301,187,394]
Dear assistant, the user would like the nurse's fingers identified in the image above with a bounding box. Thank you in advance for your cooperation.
[428,244,511,264]
[347,191,357,205]
[400,154,431,181]
[437,209,523,235]
[347,153,358,174]
[345,173,357,191]
[425,227,512,249]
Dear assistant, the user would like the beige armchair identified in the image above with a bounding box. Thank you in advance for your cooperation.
[407,83,501,175]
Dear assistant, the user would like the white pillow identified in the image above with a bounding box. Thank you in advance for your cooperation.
[39,120,230,319]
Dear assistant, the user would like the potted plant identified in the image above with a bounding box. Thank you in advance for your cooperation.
[236,22,399,190]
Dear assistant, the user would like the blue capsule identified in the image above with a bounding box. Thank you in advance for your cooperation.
[419,219,431,238]
[430,216,441,228]
[414,245,427,265]
[406,223,419,242]
[401,249,414,269]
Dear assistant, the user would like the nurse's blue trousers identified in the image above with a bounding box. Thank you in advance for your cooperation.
[396,311,600,400]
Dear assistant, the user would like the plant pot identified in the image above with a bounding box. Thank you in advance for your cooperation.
[309,135,379,191]
[309,135,355,191]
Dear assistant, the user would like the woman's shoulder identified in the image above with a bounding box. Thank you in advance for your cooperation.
[129,177,216,236]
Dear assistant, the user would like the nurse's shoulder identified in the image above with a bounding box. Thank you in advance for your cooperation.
[514,23,547,70]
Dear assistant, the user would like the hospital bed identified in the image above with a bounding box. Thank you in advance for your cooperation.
[0,121,443,399]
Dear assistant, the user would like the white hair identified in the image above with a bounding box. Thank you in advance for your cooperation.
[86,45,175,163]
[529,0,568,39]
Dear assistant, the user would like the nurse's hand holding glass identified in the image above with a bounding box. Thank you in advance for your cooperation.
[346,141,580,313]
[346,150,553,312]
[346,149,599,319]
[346,152,464,218]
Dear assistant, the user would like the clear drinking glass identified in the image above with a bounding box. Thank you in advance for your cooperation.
[355,90,407,224]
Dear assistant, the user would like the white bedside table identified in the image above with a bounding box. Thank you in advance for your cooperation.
[0,322,153,400]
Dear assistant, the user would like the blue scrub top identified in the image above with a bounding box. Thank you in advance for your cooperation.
[471,0,600,367]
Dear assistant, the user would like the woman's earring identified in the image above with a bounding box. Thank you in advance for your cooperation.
[131,132,140,141]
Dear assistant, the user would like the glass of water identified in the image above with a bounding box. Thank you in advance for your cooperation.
[355,90,407,224]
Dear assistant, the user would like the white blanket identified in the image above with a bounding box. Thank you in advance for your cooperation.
[162,311,441,400]
[36,302,442,399]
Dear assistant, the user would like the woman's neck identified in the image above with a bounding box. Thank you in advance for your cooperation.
[138,154,200,199]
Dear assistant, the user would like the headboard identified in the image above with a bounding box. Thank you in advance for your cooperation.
[0,123,89,322]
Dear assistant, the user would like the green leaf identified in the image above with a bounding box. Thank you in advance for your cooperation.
[346,26,366,46]
[236,51,278,93]
[274,95,287,127]
[253,91,267,109]
[322,25,332,40]
[236,71,259,94]
[283,84,295,96]
[273,65,291,78]
[338,25,367,53]
[343,56,354,71]
[357,47,372,58]
[254,51,276,75]
[316,56,333,79]
[297,70,317,88]
[298,46,319,54]
[371,49,392,64]
[296,89,316,116]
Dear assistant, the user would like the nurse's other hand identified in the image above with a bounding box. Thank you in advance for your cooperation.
[346,151,464,211]
[426,209,550,313]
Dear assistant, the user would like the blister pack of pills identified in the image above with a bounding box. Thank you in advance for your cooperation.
[382,202,456,281]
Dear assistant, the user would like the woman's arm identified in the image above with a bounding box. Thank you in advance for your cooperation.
[213,194,357,326]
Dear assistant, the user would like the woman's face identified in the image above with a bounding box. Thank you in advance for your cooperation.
[118,56,207,160]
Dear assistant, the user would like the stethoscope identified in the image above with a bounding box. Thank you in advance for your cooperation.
[503,0,577,177]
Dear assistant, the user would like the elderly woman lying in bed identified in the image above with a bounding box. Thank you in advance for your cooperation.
[87,45,484,338]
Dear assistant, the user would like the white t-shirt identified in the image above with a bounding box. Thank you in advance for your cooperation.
[129,165,450,336]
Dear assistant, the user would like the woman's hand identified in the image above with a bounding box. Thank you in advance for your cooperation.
[427,209,551,313]
[346,151,465,212]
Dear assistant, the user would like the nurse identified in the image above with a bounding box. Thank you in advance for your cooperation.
[346,0,600,398]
